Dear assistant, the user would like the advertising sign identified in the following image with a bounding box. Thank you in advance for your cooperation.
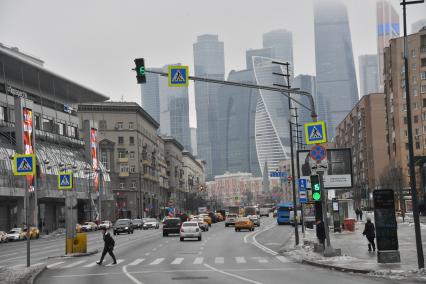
[23,107,35,191]
[373,190,399,251]
[91,128,99,191]
[297,148,353,189]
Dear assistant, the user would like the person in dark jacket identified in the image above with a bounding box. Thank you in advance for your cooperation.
[362,217,376,252]
[97,228,117,265]
[316,220,326,249]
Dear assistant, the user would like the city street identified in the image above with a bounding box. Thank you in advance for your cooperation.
[0,218,411,284]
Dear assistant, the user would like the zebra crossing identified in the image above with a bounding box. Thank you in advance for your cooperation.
[46,255,291,269]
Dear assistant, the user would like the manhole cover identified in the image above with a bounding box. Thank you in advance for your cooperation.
[171,277,208,280]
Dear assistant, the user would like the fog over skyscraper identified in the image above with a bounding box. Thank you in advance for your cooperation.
[358,55,379,97]
[263,29,294,65]
[314,0,359,138]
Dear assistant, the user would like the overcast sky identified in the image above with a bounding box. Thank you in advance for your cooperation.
[1,0,425,127]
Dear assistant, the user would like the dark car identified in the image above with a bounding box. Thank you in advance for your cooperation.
[113,219,134,235]
[132,219,143,230]
[162,218,182,237]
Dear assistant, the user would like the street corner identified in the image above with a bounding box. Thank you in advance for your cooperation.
[0,263,46,284]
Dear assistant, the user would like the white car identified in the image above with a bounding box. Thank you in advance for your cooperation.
[7,228,25,241]
[180,221,202,241]
[81,222,98,231]
[98,221,112,230]
[143,218,159,230]
[225,213,238,227]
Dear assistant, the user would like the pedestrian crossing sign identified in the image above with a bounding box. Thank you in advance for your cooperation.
[58,172,73,190]
[304,121,327,145]
[168,66,189,87]
[13,154,36,176]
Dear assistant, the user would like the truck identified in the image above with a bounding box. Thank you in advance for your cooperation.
[259,207,270,217]
[243,206,257,217]
[228,206,240,216]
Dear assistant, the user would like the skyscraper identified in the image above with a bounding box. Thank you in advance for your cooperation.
[358,55,379,97]
[376,0,400,91]
[263,29,294,65]
[314,0,359,138]
[193,34,225,180]
[141,68,162,123]
[190,127,197,156]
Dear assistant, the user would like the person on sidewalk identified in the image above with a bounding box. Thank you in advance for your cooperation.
[97,228,117,265]
[362,217,376,252]
[316,219,326,249]
[359,209,363,221]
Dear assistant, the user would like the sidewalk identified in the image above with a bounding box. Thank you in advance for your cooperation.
[280,218,426,282]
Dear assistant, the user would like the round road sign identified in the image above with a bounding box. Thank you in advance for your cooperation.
[310,144,327,163]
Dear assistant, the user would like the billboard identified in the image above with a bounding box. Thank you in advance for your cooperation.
[23,107,35,191]
[297,148,353,189]
[91,128,99,191]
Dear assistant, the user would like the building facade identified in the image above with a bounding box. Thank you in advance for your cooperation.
[314,0,359,138]
[359,55,379,97]
[193,34,225,180]
[334,93,389,208]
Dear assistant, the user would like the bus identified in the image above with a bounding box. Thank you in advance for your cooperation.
[276,202,293,225]
[243,206,257,217]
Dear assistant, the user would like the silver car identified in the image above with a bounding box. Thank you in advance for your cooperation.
[143,218,159,230]
[180,221,202,241]
[248,215,260,227]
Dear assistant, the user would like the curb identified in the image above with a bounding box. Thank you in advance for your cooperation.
[301,258,373,274]
[29,265,47,284]
[47,249,99,259]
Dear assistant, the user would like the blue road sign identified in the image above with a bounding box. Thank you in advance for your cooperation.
[299,190,307,203]
[304,121,327,145]
[168,66,189,87]
[269,171,288,178]
[13,154,36,176]
[58,172,73,190]
[298,178,307,189]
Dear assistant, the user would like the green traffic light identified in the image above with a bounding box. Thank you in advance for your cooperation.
[139,66,145,75]
[314,184,320,191]
[313,192,321,201]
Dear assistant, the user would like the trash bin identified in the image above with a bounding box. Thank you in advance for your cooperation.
[343,218,356,232]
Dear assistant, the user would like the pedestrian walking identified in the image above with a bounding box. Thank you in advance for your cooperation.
[359,209,363,221]
[355,208,360,221]
[362,217,376,252]
[316,219,326,249]
[97,228,117,265]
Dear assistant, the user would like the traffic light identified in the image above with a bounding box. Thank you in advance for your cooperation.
[310,174,321,201]
[134,58,146,84]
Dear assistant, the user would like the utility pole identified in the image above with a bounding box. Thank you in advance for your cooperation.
[400,0,425,269]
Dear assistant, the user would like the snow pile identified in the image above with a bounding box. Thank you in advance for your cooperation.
[0,264,45,284]
[371,268,426,282]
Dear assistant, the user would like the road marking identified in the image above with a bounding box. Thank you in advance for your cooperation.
[32,262,45,266]
[47,261,64,269]
[276,256,290,263]
[145,252,150,256]
[251,225,279,256]
[214,257,224,264]
[252,257,268,263]
[129,259,145,266]
[123,265,143,284]
[236,257,246,264]
[149,258,164,265]
[83,262,98,268]
[171,258,184,265]
[159,244,163,247]
[107,259,124,266]
[204,263,263,284]
[193,257,203,264]
[63,260,87,268]
[152,248,157,251]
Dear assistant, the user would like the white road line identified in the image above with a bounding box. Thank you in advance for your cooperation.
[149,258,164,265]
[204,263,263,284]
[32,262,46,266]
[83,262,98,268]
[123,265,143,284]
[107,259,124,266]
[252,257,268,263]
[171,258,184,265]
[193,257,204,264]
[129,259,145,266]
[276,256,290,263]
[251,225,279,256]
[47,261,64,269]
[62,260,87,268]
[214,257,224,264]
[236,257,247,264]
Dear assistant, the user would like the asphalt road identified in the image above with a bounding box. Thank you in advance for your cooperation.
[2,218,413,283]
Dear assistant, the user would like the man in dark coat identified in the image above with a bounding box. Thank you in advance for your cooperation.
[362,217,376,252]
[97,228,117,265]
[316,220,326,249]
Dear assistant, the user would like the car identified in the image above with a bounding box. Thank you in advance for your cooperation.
[98,221,113,230]
[0,231,9,243]
[180,221,202,241]
[6,228,25,241]
[199,214,212,226]
[225,213,238,227]
[248,215,260,227]
[259,208,270,217]
[132,219,143,230]
[192,218,209,231]
[143,218,159,230]
[113,219,134,235]
[81,222,98,232]
[273,209,278,218]
[23,227,40,239]
[162,218,182,237]
[235,217,254,232]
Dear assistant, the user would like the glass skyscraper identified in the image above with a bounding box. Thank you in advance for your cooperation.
[314,0,359,138]
[141,68,162,123]
[263,29,294,65]
[358,55,379,97]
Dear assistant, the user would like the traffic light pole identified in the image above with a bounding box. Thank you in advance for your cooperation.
[319,171,332,253]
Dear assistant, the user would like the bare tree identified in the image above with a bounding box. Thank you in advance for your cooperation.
[379,166,405,220]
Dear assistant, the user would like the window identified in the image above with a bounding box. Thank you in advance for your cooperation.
[130,165,136,173]
[120,164,129,173]
[404,117,408,124]
[118,136,124,144]
[403,103,407,111]
[129,151,135,159]
[0,106,7,121]
[421,72,426,80]
[423,125,426,133]
[99,120,107,130]
[423,99,426,108]
[118,150,127,159]
[412,63,417,70]
[413,89,418,97]
[56,122,65,135]
[406,143,409,150]
[414,115,419,123]
[414,102,420,110]
[130,181,136,188]
[42,117,53,132]
[416,142,420,149]
[129,122,134,129]
[416,128,419,135]
[424,138,426,147]
[422,58,426,67]
[129,136,135,145]
[423,113,426,121]
[116,122,123,129]
[119,182,124,189]
[412,49,416,58]
[422,85,426,93]
[34,114,40,130]
[101,151,108,169]
[413,76,417,84]
[405,130,408,137]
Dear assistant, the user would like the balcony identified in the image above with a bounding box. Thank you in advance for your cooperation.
[119,171,129,177]
[142,159,151,166]
[143,173,159,182]
[118,157,129,163]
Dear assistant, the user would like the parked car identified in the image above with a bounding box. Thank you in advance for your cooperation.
[132,219,143,230]
[81,222,98,231]
[180,221,202,241]
[143,218,159,230]
[7,228,25,241]
[162,218,182,237]
[113,219,134,235]
[0,231,8,243]
[248,215,260,227]
[225,213,238,227]
[98,221,113,230]
[23,227,40,239]
[235,217,254,232]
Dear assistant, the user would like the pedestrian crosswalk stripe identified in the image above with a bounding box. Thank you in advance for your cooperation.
[47,261,64,269]
[129,259,145,266]
[83,262,98,268]
[276,256,290,263]
[252,257,268,263]
[107,259,124,266]
[236,257,246,264]
[215,257,224,264]
[193,257,203,264]
[171,258,184,265]
[149,258,164,265]
[63,260,87,268]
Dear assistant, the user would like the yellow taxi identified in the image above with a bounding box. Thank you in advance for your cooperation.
[199,214,212,226]
[24,227,40,239]
[235,217,254,232]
